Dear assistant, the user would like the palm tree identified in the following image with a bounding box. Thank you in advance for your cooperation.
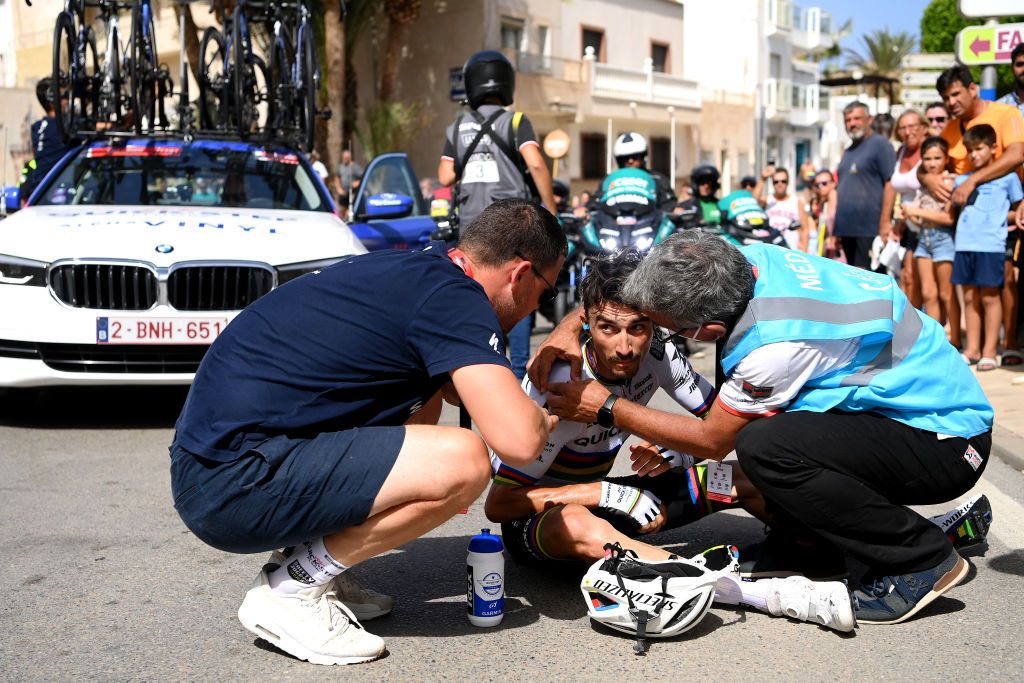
[379,0,421,102]
[844,29,917,78]
[341,0,380,150]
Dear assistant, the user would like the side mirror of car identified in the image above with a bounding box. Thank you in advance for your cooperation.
[1,186,20,216]
[357,193,415,221]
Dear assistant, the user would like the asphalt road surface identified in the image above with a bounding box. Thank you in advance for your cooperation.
[2,341,1024,681]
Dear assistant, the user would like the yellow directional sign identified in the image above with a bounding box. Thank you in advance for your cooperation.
[957,23,1024,66]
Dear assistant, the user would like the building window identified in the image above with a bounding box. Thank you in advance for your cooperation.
[582,27,605,61]
[651,42,669,73]
[581,133,607,179]
[650,137,671,177]
[538,25,551,69]
[502,18,525,52]
[769,53,781,78]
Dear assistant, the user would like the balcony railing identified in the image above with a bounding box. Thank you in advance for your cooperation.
[765,78,827,126]
[584,48,700,109]
[765,0,834,51]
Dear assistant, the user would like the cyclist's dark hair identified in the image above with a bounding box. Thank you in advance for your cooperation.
[1013,42,1024,64]
[579,249,645,315]
[921,136,949,156]
[458,198,566,270]
[36,77,52,110]
[937,65,974,94]
[963,123,996,149]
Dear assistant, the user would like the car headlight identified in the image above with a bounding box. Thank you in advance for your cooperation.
[599,236,619,251]
[276,257,348,285]
[0,254,48,287]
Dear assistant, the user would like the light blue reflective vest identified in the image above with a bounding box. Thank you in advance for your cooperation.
[721,244,993,439]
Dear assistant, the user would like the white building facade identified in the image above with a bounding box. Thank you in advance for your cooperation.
[683,0,838,191]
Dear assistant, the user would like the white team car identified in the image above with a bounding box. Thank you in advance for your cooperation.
[0,137,366,387]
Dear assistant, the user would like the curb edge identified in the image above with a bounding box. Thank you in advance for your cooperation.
[992,424,1024,472]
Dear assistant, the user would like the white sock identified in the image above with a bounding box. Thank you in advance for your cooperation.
[714,573,770,612]
[268,538,348,595]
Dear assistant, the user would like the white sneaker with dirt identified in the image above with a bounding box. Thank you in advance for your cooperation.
[237,568,386,666]
[269,550,395,620]
[766,575,857,633]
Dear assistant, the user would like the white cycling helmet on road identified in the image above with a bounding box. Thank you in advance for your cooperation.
[613,132,648,165]
[581,543,737,654]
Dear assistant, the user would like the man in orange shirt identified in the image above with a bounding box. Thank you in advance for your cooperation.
[923,65,1024,364]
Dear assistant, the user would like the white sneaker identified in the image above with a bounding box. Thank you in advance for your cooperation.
[238,568,386,666]
[766,576,857,633]
[268,551,395,621]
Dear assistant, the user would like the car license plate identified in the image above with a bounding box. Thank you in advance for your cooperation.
[96,316,230,344]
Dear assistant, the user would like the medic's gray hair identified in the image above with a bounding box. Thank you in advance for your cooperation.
[620,229,754,328]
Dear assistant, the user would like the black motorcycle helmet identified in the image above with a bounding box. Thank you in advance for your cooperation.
[690,164,720,197]
[463,50,515,108]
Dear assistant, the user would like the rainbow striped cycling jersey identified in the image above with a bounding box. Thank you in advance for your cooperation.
[491,337,715,487]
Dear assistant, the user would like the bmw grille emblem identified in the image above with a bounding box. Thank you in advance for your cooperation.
[155,244,174,254]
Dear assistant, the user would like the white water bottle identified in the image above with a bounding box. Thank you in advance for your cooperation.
[467,528,504,627]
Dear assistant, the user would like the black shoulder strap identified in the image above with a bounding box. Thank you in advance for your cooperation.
[453,109,505,180]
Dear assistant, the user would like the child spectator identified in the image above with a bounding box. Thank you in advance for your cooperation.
[903,136,961,350]
[951,124,1023,371]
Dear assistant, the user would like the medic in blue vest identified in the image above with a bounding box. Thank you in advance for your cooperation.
[534,229,994,627]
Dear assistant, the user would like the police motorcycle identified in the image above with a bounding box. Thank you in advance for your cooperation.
[577,166,675,267]
[716,189,788,248]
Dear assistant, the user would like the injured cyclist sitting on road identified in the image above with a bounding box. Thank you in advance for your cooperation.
[486,250,863,632]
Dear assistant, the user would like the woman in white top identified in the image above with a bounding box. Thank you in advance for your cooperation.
[887,110,927,309]
[756,166,809,252]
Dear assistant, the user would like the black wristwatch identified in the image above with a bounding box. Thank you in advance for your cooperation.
[597,394,618,428]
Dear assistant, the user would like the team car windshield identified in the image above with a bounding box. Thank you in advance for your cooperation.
[34,141,329,212]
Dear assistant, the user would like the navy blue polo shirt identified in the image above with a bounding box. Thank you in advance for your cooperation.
[834,134,896,237]
[173,243,510,462]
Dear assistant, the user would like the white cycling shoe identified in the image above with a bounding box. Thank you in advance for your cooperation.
[237,567,386,666]
[268,550,395,621]
[766,575,857,633]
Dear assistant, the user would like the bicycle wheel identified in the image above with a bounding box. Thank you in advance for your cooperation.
[52,12,77,141]
[298,26,318,152]
[104,23,127,124]
[248,54,269,135]
[197,27,227,131]
[130,0,159,133]
[268,35,293,134]
[82,26,100,128]
[231,6,253,137]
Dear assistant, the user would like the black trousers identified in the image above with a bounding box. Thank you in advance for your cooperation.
[841,235,878,270]
[735,411,990,575]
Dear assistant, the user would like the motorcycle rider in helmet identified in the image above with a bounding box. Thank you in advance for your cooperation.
[593,133,677,212]
[438,50,558,380]
[677,164,723,229]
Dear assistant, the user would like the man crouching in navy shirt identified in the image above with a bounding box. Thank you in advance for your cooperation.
[170,198,565,665]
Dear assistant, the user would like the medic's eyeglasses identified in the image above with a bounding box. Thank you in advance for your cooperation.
[515,251,559,306]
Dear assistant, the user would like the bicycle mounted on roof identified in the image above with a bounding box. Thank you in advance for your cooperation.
[29,0,342,150]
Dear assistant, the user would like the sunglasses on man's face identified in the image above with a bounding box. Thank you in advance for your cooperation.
[515,251,559,306]
[928,116,947,123]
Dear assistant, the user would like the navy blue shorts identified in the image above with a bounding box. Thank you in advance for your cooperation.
[170,427,405,554]
[952,251,1005,288]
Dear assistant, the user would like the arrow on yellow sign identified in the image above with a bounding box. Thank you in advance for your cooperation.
[957,23,1024,66]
